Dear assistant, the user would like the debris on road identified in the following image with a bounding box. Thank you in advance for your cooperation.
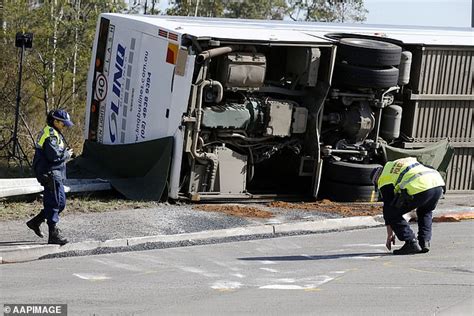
[195,200,382,219]
[195,205,274,219]
[268,200,382,217]
[433,212,474,222]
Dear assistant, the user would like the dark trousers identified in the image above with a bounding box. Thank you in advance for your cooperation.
[43,176,66,226]
[384,186,443,242]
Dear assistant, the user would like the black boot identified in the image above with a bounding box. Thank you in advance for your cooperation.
[26,212,45,238]
[393,239,422,255]
[419,240,430,253]
[48,225,68,245]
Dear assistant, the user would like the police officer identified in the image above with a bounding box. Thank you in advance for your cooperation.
[26,109,74,245]
[370,157,445,255]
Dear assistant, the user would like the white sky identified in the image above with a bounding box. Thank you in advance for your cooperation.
[364,0,472,27]
[138,0,473,28]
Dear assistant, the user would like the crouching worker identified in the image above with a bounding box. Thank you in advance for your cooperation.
[27,109,74,245]
[370,157,445,255]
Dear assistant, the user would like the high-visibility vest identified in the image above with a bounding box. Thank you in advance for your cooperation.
[35,126,65,150]
[377,157,445,195]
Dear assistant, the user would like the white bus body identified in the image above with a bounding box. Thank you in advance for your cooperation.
[85,14,473,201]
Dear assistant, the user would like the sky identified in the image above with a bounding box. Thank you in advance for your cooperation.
[145,0,473,28]
[363,0,472,27]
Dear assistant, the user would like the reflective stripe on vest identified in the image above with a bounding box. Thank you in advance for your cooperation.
[399,168,445,195]
[377,157,418,189]
[35,126,64,149]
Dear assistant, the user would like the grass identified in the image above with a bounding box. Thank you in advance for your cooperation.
[0,158,160,222]
[0,191,159,221]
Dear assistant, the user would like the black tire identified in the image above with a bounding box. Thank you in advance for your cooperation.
[338,38,402,67]
[325,160,382,185]
[322,180,379,202]
[333,63,399,88]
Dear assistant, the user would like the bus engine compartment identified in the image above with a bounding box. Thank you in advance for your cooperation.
[180,36,411,201]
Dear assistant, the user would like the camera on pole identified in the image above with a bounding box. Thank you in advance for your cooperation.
[0,32,34,172]
[15,32,33,48]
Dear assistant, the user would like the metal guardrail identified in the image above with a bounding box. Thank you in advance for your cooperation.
[0,178,111,198]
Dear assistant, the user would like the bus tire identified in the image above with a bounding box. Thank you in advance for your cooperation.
[338,38,402,67]
[324,160,382,185]
[334,63,399,88]
[322,180,379,202]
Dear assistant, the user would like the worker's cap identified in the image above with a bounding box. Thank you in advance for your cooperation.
[369,166,383,186]
[52,109,73,127]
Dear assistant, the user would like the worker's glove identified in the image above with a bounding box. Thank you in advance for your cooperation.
[386,233,396,251]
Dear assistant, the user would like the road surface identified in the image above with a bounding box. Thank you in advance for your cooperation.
[1,221,473,315]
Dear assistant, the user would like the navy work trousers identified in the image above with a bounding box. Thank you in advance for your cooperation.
[43,175,66,226]
[384,186,443,242]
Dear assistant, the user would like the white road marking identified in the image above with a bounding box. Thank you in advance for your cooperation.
[276,278,295,283]
[232,273,245,278]
[211,281,242,290]
[73,273,111,281]
[259,276,335,290]
[352,255,382,260]
[260,267,279,273]
[259,260,276,265]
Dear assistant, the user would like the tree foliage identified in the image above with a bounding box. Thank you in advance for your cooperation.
[167,0,225,17]
[0,0,126,163]
[224,0,287,20]
[288,0,367,22]
[167,0,367,22]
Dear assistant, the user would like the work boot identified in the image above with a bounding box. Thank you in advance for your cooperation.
[393,239,421,255]
[26,213,45,238]
[419,240,430,253]
[48,225,68,245]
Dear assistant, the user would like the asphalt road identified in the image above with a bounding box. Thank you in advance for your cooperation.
[1,221,473,315]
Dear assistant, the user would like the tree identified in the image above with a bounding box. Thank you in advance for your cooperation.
[224,0,287,20]
[128,0,161,15]
[0,0,126,165]
[167,0,225,17]
[288,0,368,23]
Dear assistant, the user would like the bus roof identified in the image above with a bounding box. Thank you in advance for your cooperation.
[103,14,474,47]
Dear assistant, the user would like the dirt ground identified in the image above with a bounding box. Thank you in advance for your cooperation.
[195,200,383,219]
[194,205,274,218]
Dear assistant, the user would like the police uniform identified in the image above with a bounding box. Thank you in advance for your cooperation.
[27,109,72,245]
[32,125,69,225]
[377,157,445,249]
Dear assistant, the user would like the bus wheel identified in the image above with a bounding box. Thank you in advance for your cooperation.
[321,179,379,202]
[324,160,382,185]
[337,38,402,67]
[333,63,399,89]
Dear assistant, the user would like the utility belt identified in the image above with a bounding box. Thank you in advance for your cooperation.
[37,170,63,192]
[37,171,54,192]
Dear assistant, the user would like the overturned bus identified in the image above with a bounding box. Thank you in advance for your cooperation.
[81,14,473,201]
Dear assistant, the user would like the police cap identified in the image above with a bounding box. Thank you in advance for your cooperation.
[52,109,74,127]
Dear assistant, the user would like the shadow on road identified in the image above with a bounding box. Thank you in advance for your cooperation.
[238,252,390,261]
[0,241,42,246]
